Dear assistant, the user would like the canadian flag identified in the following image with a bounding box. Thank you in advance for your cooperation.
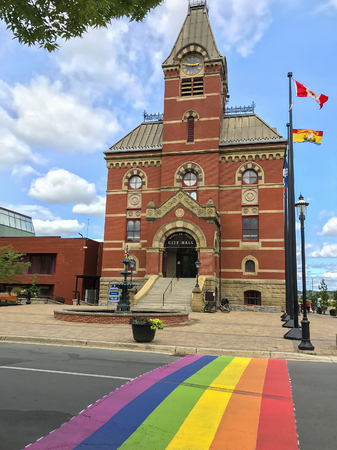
[294,80,328,109]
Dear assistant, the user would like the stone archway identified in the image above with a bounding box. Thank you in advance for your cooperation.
[163,231,198,278]
[151,219,207,250]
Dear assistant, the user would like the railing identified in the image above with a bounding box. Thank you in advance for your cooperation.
[143,111,163,122]
[224,102,256,115]
[162,274,176,307]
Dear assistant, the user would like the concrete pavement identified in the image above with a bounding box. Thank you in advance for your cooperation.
[0,304,336,361]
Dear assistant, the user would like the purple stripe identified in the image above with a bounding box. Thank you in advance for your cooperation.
[27,355,201,450]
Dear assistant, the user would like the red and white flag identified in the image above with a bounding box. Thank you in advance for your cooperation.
[294,80,328,109]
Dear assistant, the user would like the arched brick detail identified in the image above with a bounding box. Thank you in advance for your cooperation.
[235,162,264,185]
[175,44,209,63]
[182,110,200,122]
[174,161,205,187]
[152,219,207,251]
[122,169,148,190]
[242,255,259,276]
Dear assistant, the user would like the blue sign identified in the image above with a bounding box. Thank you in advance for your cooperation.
[108,285,120,302]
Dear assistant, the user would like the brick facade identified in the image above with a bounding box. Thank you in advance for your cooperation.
[100,3,286,310]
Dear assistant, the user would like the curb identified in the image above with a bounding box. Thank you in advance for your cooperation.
[1,335,336,363]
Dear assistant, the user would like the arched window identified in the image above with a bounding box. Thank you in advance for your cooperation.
[187,116,195,142]
[244,290,261,306]
[129,176,142,190]
[242,169,258,185]
[183,171,197,200]
[243,217,258,241]
[127,220,140,241]
[245,260,255,272]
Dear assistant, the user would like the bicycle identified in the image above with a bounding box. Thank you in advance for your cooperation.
[203,298,231,313]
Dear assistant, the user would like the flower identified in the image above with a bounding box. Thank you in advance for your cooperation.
[129,316,164,330]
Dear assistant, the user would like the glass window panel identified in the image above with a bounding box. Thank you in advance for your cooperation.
[129,176,142,189]
[189,191,197,200]
[9,217,15,227]
[243,218,250,228]
[0,213,9,226]
[246,261,255,271]
[183,172,197,186]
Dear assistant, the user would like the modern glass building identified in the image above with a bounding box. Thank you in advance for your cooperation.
[0,207,35,237]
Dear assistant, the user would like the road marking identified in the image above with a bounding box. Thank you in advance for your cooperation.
[0,366,134,380]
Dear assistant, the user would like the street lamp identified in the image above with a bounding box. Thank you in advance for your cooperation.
[295,194,314,351]
[129,258,136,284]
[195,259,201,288]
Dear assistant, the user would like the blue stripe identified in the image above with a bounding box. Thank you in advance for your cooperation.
[74,355,217,449]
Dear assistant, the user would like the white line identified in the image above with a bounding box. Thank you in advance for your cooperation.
[0,366,134,380]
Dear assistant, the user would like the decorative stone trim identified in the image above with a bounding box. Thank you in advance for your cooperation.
[174,162,204,187]
[146,189,220,226]
[236,162,264,185]
[107,157,161,170]
[175,44,209,63]
[241,187,258,206]
[182,110,200,122]
[151,218,207,250]
[242,255,259,276]
[253,306,281,313]
[122,169,148,191]
[219,152,283,164]
[242,206,259,216]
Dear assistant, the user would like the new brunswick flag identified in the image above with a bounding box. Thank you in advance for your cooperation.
[293,129,323,145]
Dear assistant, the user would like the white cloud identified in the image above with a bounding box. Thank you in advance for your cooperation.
[11,165,40,178]
[318,209,334,220]
[309,245,337,258]
[211,0,272,57]
[0,133,41,170]
[29,169,96,204]
[318,217,337,236]
[72,196,106,217]
[322,271,337,279]
[2,77,120,153]
[33,219,85,237]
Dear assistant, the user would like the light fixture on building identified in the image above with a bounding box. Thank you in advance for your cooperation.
[195,259,201,288]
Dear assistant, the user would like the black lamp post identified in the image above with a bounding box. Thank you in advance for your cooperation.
[195,259,201,288]
[295,194,314,351]
[116,249,132,312]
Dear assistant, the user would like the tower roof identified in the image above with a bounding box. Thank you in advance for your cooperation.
[162,1,223,68]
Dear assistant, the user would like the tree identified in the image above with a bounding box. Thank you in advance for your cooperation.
[28,274,41,298]
[0,0,162,51]
[0,246,31,284]
[318,278,329,314]
[333,290,337,313]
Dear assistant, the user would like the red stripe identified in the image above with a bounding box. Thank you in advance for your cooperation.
[256,360,298,450]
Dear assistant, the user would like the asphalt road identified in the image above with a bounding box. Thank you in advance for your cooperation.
[0,343,336,450]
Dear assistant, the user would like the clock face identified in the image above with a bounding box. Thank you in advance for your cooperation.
[181,55,203,76]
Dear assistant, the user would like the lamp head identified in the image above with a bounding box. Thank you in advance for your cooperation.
[295,193,309,220]
[195,259,201,270]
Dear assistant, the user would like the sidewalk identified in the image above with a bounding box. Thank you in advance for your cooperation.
[0,304,336,361]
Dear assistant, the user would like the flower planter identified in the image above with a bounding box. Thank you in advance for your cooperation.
[329,309,336,316]
[131,324,156,342]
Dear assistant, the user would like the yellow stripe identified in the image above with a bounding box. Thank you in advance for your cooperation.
[166,357,251,450]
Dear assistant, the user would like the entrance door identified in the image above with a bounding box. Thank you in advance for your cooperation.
[164,232,198,278]
[176,249,198,278]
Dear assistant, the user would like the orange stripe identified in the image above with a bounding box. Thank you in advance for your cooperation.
[209,358,268,450]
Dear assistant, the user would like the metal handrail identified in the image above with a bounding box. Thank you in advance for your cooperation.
[162,273,176,307]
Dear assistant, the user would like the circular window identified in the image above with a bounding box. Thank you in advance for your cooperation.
[183,172,197,187]
[242,170,257,185]
[129,176,142,189]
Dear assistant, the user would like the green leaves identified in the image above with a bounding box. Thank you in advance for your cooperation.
[0,0,162,51]
[0,246,31,284]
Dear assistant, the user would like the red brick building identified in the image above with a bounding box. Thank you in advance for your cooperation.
[0,237,102,304]
[100,2,286,311]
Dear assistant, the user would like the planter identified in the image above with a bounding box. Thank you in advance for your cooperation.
[329,309,336,316]
[132,324,156,342]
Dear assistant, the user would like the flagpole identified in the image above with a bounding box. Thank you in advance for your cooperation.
[281,124,291,322]
[284,72,302,340]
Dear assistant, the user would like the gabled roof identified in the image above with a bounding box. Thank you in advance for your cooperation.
[105,122,163,154]
[220,114,286,146]
[162,2,222,67]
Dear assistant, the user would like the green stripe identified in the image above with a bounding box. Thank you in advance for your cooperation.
[118,356,234,450]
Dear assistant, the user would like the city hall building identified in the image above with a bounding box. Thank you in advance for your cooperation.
[100,1,287,311]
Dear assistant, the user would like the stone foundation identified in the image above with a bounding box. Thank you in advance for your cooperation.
[221,279,286,311]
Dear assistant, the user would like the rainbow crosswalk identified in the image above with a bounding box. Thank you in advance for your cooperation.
[27,355,299,450]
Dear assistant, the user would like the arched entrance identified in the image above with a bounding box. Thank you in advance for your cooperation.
[163,232,198,278]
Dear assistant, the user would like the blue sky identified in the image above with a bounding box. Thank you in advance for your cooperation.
[0,0,336,290]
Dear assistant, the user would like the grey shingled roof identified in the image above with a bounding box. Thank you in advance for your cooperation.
[220,114,286,145]
[105,122,163,153]
[162,3,222,67]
